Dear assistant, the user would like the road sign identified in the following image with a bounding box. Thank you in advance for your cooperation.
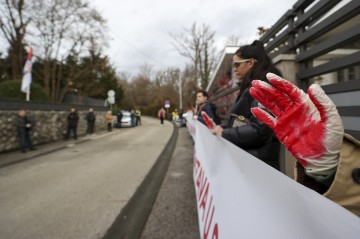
[107,90,115,97]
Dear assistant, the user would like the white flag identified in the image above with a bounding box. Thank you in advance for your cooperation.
[21,46,33,93]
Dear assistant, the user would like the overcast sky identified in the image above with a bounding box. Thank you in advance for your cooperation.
[90,0,298,77]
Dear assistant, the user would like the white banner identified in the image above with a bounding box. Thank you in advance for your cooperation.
[186,114,360,239]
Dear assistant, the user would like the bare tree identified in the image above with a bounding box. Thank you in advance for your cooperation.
[0,0,31,80]
[224,35,242,47]
[30,0,108,102]
[118,66,186,116]
[170,22,217,89]
[138,64,154,81]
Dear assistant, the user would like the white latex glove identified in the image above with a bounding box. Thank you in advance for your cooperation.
[250,73,344,177]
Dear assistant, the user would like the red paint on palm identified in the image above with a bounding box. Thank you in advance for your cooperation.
[250,76,327,167]
[201,111,215,130]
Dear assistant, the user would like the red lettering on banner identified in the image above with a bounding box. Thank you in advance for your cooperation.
[212,223,219,239]
[194,156,219,238]
[194,157,201,174]
[196,165,209,204]
[196,167,203,190]
[203,196,217,239]
[198,177,208,203]
[199,183,209,221]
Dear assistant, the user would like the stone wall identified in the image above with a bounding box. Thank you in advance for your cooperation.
[0,110,108,153]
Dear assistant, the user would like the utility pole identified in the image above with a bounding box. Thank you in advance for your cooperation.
[179,71,183,112]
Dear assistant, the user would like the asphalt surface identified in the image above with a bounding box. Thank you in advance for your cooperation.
[0,118,199,239]
[140,127,200,239]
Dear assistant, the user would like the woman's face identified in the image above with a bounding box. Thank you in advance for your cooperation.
[232,55,253,82]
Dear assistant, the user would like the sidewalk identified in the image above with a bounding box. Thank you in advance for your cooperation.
[141,127,199,238]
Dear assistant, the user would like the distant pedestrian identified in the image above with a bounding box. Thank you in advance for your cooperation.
[65,107,79,140]
[17,110,36,153]
[130,110,135,127]
[172,109,178,122]
[135,109,142,126]
[86,107,96,135]
[106,111,113,132]
[158,107,166,126]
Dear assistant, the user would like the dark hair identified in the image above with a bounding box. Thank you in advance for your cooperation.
[235,40,282,95]
[196,89,209,99]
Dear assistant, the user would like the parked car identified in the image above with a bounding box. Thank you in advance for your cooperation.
[118,110,132,127]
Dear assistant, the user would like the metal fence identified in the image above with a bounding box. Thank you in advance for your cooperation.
[208,0,360,139]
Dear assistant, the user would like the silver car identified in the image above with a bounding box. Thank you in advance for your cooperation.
[119,111,132,127]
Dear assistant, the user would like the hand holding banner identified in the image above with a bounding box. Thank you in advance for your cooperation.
[201,111,216,130]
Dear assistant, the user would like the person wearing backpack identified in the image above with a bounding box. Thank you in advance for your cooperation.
[193,89,219,126]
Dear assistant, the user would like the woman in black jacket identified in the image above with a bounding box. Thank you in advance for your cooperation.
[213,40,282,170]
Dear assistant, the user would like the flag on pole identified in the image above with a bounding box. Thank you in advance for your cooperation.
[21,46,33,94]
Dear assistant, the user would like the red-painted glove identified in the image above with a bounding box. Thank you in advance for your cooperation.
[201,111,216,130]
[250,73,344,177]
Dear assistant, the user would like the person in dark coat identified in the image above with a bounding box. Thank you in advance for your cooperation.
[86,107,96,135]
[116,110,123,128]
[65,107,79,140]
[212,40,282,170]
[193,89,220,126]
[17,110,36,153]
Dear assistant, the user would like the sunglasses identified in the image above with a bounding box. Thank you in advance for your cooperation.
[232,59,254,68]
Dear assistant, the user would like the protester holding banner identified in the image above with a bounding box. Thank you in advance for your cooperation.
[193,89,220,126]
[250,73,360,216]
[212,40,282,170]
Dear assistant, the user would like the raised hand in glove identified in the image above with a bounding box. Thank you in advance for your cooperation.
[249,73,344,177]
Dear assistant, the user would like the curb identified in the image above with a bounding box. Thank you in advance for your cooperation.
[103,123,179,239]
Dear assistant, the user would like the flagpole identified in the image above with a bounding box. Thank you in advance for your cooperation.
[26,88,30,102]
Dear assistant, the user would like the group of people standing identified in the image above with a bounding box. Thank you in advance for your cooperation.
[64,107,97,139]
[192,40,360,216]
[17,107,109,152]
[16,107,142,153]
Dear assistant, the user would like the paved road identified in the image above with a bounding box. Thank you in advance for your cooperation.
[0,117,173,239]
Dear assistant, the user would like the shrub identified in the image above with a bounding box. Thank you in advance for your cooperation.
[0,80,48,101]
